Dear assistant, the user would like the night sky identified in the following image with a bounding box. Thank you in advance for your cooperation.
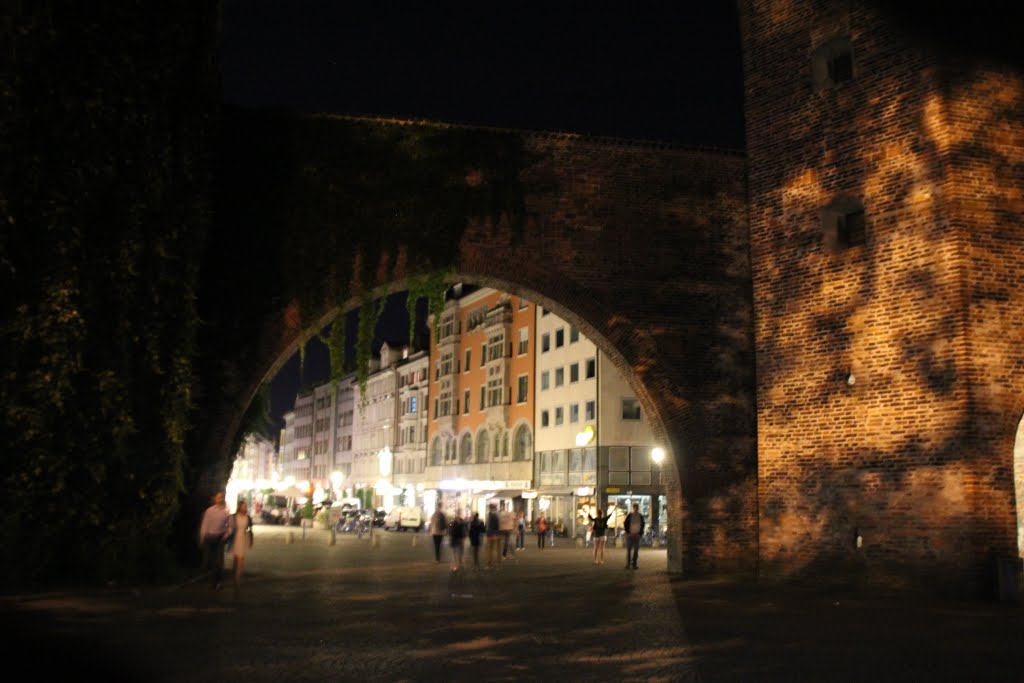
[220,2,747,433]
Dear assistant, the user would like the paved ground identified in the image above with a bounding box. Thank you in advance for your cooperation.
[3,525,1022,682]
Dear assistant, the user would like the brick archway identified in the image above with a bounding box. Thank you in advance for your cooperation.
[204,123,757,577]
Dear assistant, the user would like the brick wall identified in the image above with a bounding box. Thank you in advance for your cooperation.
[739,0,1024,593]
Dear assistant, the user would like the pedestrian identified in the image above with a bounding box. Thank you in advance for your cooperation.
[468,511,486,570]
[623,503,645,570]
[198,491,231,589]
[588,507,608,564]
[428,502,448,563]
[448,508,467,572]
[486,503,502,568]
[230,500,255,587]
[499,502,515,558]
[515,510,526,551]
[536,512,549,549]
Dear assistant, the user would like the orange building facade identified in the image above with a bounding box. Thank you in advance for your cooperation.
[424,285,536,518]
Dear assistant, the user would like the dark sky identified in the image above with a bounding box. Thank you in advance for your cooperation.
[220,2,747,433]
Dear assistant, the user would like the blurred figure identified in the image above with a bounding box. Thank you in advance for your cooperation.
[198,491,230,589]
[536,512,549,549]
[468,512,486,570]
[486,503,501,569]
[499,502,515,558]
[515,510,526,551]
[448,508,467,572]
[588,507,608,564]
[623,503,645,570]
[231,500,254,587]
[429,502,448,563]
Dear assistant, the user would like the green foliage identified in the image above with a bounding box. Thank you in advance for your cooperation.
[355,291,387,404]
[302,499,315,520]
[406,269,452,350]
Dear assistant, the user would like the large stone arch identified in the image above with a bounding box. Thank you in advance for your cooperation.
[201,121,756,577]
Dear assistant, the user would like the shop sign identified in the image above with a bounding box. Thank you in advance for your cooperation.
[521,491,538,499]
[575,487,594,496]
[605,487,621,493]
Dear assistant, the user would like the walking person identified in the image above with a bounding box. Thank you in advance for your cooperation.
[198,491,231,589]
[468,511,486,570]
[499,502,515,558]
[486,503,502,568]
[230,500,254,588]
[515,510,526,551]
[536,512,549,549]
[448,508,467,572]
[623,503,645,570]
[429,502,448,563]
[589,507,609,564]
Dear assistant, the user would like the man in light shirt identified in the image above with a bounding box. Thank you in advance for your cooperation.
[198,491,231,589]
[498,502,515,559]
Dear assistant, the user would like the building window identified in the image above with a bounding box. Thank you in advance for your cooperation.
[621,398,641,420]
[555,367,564,387]
[586,358,596,379]
[541,371,550,391]
[487,333,506,362]
[465,349,471,372]
[542,334,550,353]
[570,326,579,343]
[570,363,579,383]
[463,390,470,415]
[541,410,549,428]
[460,432,473,464]
[517,375,528,403]
[541,306,549,316]
[476,430,490,463]
[480,386,485,411]
[519,297,529,310]
[487,378,504,407]
[555,328,564,348]
[555,406,564,425]
[569,403,579,423]
[822,197,867,250]
[518,328,529,355]
[585,400,595,421]
[812,36,854,89]
[430,437,442,466]
[513,424,532,460]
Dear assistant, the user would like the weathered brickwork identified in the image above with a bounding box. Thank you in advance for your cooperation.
[739,0,1024,592]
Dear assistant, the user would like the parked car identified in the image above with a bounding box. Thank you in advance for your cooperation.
[383,506,423,531]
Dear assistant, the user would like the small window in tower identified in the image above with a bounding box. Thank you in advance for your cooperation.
[821,197,867,251]
[812,37,855,89]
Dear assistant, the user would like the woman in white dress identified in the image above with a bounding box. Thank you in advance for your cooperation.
[231,500,254,587]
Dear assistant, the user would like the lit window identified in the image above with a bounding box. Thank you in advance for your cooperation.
[621,398,641,421]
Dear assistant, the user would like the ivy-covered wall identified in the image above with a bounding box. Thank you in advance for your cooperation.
[1,4,219,584]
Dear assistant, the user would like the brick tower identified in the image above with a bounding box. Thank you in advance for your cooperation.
[738,1,1024,593]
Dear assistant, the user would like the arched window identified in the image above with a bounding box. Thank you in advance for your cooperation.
[460,432,473,464]
[476,430,490,463]
[430,437,442,466]
[513,424,532,461]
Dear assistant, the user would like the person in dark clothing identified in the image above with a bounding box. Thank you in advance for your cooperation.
[448,509,467,572]
[588,507,609,565]
[468,512,486,570]
[428,503,448,563]
[536,512,549,549]
[623,503,645,569]
[486,503,502,568]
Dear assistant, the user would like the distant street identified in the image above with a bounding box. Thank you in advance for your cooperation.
[5,526,1022,682]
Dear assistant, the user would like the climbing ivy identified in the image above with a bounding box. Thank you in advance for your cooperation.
[405,269,452,351]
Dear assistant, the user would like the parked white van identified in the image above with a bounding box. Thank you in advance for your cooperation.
[384,506,423,531]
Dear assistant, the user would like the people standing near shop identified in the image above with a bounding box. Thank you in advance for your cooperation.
[429,502,448,563]
[230,500,254,588]
[515,511,526,551]
[536,512,549,549]
[486,503,502,568]
[623,503,645,570]
[198,491,231,589]
[468,511,486,570]
[499,502,515,558]
[448,508,467,572]
[588,507,608,564]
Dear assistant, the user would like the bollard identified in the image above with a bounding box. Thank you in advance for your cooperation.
[411,533,419,547]
[371,533,381,549]
[286,530,295,544]
[329,528,336,546]
[575,537,583,548]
